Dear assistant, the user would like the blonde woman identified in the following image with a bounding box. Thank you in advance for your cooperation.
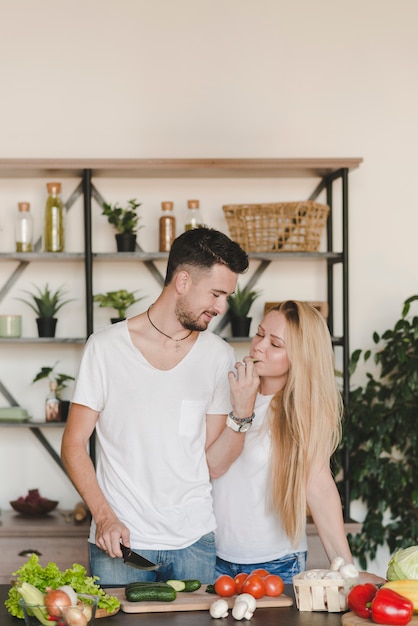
[210,300,358,583]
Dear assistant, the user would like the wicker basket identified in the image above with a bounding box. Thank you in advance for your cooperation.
[223,201,329,253]
[293,571,358,613]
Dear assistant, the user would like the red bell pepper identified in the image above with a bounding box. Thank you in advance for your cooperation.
[370,588,413,625]
[348,583,378,619]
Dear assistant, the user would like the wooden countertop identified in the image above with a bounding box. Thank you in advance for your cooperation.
[0,510,89,537]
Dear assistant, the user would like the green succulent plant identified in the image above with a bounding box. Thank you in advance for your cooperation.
[17,283,74,318]
[93,289,146,318]
[32,362,75,398]
[101,198,142,234]
[228,284,261,318]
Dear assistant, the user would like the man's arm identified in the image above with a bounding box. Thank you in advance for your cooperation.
[61,403,130,557]
[205,413,246,479]
[206,358,259,479]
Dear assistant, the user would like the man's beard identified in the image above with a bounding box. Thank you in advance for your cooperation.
[175,300,214,332]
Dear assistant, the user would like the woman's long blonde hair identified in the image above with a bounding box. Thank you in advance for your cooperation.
[268,301,343,545]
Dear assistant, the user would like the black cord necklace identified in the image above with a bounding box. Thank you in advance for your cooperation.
[147,305,193,351]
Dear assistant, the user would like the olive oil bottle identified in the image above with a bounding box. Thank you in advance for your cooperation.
[44,182,64,252]
[185,199,204,231]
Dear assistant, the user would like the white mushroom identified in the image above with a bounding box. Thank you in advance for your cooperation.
[232,601,250,620]
[329,557,345,571]
[302,568,328,579]
[339,564,359,580]
[235,593,257,613]
[209,599,229,619]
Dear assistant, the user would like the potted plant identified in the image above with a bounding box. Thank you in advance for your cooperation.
[16,283,74,337]
[93,289,146,323]
[32,362,75,421]
[228,284,261,337]
[335,294,418,570]
[101,198,142,251]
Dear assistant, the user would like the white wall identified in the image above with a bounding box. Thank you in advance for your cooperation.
[1,0,417,577]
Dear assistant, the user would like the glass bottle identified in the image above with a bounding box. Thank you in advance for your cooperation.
[159,201,176,252]
[15,202,33,252]
[185,199,204,231]
[44,182,64,252]
[45,380,61,422]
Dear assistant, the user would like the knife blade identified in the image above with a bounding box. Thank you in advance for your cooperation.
[120,543,159,570]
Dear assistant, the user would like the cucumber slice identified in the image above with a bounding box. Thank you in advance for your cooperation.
[166,579,186,592]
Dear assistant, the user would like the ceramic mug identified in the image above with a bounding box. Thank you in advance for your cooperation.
[0,315,22,337]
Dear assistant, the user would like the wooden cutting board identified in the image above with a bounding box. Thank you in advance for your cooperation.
[107,585,293,614]
[342,611,418,626]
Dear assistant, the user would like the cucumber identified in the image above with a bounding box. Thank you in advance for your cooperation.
[125,582,177,603]
[182,579,202,592]
[166,579,186,591]
[165,579,201,592]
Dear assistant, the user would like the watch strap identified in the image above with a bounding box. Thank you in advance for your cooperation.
[228,411,255,424]
[226,415,252,432]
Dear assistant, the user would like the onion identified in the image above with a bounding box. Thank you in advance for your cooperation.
[44,588,72,617]
[58,585,78,606]
[61,606,88,626]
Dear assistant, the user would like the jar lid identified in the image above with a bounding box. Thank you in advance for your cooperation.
[187,200,199,209]
[161,201,174,211]
[47,182,61,194]
[18,202,30,211]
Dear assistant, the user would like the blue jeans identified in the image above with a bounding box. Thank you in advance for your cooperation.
[89,532,216,585]
[215,551,307,584]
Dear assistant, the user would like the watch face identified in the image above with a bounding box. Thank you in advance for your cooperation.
[238,422,251,432]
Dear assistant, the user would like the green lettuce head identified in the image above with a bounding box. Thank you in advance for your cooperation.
[387,546,418,580]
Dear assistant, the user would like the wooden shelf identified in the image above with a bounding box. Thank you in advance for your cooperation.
[0,157,363,179]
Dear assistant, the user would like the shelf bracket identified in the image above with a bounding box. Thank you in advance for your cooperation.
[29,426,66,472]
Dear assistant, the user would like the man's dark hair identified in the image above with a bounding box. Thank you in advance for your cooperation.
[164,227,249,285]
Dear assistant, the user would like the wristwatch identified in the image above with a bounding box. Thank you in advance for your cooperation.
[226,414,253,433]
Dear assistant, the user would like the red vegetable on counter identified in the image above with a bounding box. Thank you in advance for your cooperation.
[348,583,378,619]
[370,588,413,625]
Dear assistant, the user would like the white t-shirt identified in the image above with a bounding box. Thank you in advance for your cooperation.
[72,320,235,550]
[212,393,308,563]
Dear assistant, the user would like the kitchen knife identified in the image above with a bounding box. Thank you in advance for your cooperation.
[120,543,159,570]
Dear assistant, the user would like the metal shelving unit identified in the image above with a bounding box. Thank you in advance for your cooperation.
[0,158,362,515]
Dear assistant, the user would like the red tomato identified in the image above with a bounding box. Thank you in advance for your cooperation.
[214,574,236,597]
[263,574,284,597]
[250,568,270,578]
[242,574,266,599]
[234,572,249,594]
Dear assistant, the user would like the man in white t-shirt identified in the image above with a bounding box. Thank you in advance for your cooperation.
[61,227,249,585]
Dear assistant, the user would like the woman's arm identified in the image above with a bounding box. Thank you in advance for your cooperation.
[307,462,354,564]
[307,463,385,583]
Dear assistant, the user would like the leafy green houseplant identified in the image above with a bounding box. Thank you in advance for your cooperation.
[93,289,146,321]
[32,362,75,399]
[32,362,75,422]
[228,284,261,337]
[101,198,142,251]
[335,295,418,570]
[17,283,74,337]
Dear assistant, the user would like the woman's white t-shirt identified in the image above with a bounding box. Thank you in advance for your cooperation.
[72,320,235,550]
[212,393,308,563]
